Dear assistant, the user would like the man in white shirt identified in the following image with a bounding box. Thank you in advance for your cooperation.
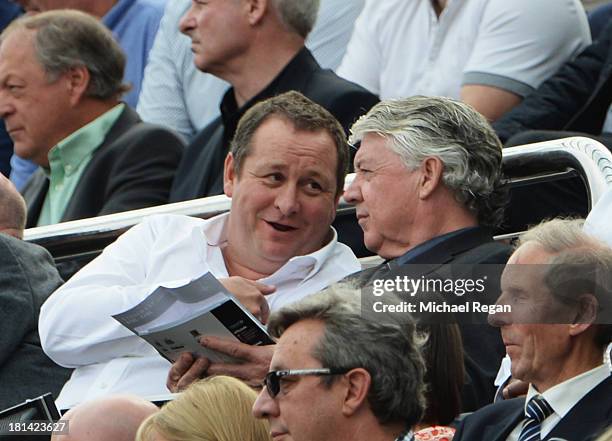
[337,0,591,122]
[38,91,361,408]
[454,218,612,441]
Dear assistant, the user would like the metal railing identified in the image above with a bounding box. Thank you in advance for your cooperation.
[24,137,612,260]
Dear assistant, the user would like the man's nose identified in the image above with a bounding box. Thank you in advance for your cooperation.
[343,178,362,205]
[252,387,279,419]
[275,185,300,216]
[179,5,196,35]
[0,97,14,119]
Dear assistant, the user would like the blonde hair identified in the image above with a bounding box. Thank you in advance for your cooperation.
[136,376,270,441]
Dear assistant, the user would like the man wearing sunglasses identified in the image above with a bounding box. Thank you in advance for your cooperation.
[252,284,426,441]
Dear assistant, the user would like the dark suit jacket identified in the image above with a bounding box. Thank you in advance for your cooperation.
[22,106,184,227]
[494,20,612,142]
[348,227,511,412]
[454,376,612,441]
[0,234,72,409]
[170,47,379,201]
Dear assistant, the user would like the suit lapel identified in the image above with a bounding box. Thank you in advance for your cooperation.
[60,106,140,222]
[22,169,48,228]
[482,404,524,441]
[545,376,612,441]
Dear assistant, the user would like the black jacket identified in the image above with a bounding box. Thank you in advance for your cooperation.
[170,47,379,201]
[23,106,184,227]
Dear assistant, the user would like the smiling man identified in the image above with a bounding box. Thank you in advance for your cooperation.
[454,219,612,441]
[39,91,360,408]
[252,285,426,441]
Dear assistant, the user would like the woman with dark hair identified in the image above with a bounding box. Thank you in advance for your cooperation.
[412,324,465,441]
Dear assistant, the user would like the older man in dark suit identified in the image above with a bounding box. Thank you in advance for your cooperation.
[0,10,183,228]
[454,219,612,441]
[169,0,378,201]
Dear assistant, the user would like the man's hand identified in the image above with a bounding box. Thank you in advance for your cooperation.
[502,378,529,399]
[219,277,275,323]
[166,352,211,393]
[166,337,276,392]
[203,336,275,387]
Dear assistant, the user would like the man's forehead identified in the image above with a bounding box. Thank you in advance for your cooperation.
[270,320,325,369]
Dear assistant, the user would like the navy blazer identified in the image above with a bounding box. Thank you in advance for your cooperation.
[454,376,612,441]
[22,106,184,227]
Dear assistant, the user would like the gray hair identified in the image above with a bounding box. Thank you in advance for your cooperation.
[2,10,129,100]
[271,0,319,38]
[268,284,426,428]
[519,218,612,347]
[349,96,506,228]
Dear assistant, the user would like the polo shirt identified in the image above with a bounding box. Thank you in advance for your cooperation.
[337,0,590,100]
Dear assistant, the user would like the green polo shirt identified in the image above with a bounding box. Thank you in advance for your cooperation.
[37,104,125,227]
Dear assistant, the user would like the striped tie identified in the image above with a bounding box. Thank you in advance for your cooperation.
[518,396,554,441]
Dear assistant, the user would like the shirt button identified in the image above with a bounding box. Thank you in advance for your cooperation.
[54,184,63,191]
[65,165,73,173]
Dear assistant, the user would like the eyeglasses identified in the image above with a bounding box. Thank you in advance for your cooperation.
[262,368,350,398]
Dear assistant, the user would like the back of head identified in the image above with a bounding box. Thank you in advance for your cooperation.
[136,376,270,441]
[54,395,158,441]
[349,96,505,228]
[418,324,464,427]
[0,173,26,239]
[267,284,427,429]
[270,0,320,38]
[1,9,128,100]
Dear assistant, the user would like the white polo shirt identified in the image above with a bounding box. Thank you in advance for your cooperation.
[39,213,360,409]
[337,0,590,100]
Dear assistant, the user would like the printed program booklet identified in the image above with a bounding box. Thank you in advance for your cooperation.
[113,272,274,363]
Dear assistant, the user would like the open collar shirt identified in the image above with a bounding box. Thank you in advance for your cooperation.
[39,213,360,409]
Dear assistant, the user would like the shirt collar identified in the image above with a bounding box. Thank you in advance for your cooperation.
[47,103,125,176]
[202,212,338,284]
[526,364,611,419]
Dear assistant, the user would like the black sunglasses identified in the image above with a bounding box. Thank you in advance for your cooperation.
[262,368,351,398]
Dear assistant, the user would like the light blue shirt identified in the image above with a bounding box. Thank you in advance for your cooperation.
[137,0,365,140]
[102,0,166,107]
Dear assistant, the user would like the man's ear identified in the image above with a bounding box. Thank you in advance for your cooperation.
[418,156,444,200]
[65,65,90,106]
[243,0,267,26]
[569,293,599,336]
[223,152,236,197]
[341,368,371,417]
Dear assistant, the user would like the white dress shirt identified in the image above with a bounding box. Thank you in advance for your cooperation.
[337,0,590,100]
[505,364,611,441]
[39,213,360,408]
